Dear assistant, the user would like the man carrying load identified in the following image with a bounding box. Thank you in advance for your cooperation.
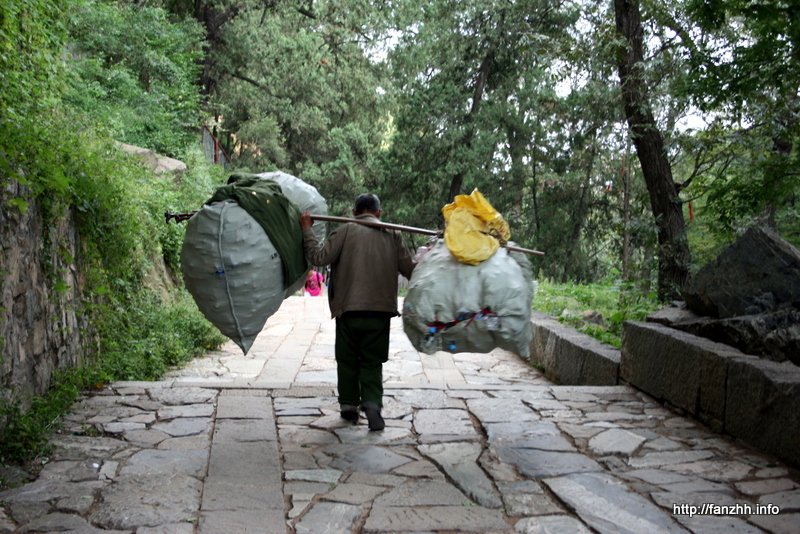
[299,193,415,431]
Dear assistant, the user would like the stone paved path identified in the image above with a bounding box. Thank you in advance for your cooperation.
[1,296,798,533]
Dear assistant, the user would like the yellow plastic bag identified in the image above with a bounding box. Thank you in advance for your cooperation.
[442,189,511,265]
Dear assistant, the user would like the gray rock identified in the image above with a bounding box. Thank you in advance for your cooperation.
[627,450,715,469]
[674,515,765,534]
[650,491,745,510]
[325,445,413,474]
[364,505,509,532]
[498,481,565,517]
[48,435,132,461]
[215,396,272,419]
[414,409,479,439]
[334,426,415,445]
[322,483,387,504]
[492,447,603,478]
[0,478,102,504]
[122,399,164,412]
[344,472,405,487]
[545,472,690,534]
[373,480,469,507]
[123,429,171,448]
[10,502,51,525]
[392,389,461,409]
[285,469,343,484]
[647,305,700,327]
[283,451,319,470]
[486,421,575,452]
[136,524,195,534]
[213,418,277,442]
[157,434,211,450]
[148,387,216,406]
[682,226,800,319]
[279,426,339,445]
[759,489,800,512]
[18,513,94,533]
[671,311,800,365]
[748,512,800,534]
[391,459,446,480]
[419,442,502,508]
[90,474,201,530]
[157,403,215,420]
[119,449,208,478]
[55,494,95,514]
[642,437,684,452]
[200,476,284,511]
[515,515,593,534]
[207,442,280,483]
[380,397,414,419]
[151,417,212,437]
[198,510,285,534]
[588,428,647,456]
[623,469,691,486]
[665,459,754,482]
[103,421,147,434]
[736,478,798,497]
[294,502,362,534]
[466,398,539,423]
[659,479,734,495]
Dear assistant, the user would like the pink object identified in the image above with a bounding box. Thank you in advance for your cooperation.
[305,270,324,296]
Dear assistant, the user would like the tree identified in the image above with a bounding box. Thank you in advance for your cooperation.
[678,0,800,242]
[66,0,205,156]
[614,0,690,300]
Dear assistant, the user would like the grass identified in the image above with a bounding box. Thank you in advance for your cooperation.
[532,277,661,347]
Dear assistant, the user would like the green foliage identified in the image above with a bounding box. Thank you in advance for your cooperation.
[0,366,108,464]
[205,0,390,214]
[533,277,660,348]
[64,0,204,157]
[0,0,228,467]
[93,291,226,381]
[0,0,68,118]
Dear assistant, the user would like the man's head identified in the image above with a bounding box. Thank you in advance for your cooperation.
[353,193,381,217]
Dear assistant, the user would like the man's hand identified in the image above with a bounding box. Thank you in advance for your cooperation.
[299,211,313,230]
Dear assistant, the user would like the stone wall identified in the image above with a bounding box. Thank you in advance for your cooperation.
[1,181,90,407]
[1,145,183,409]
[528,311,620,386]
[621,321,800,468]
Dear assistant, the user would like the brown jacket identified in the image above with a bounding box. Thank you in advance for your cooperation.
[302,214,415,318]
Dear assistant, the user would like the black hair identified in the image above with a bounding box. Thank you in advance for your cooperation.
[354,193,380,213]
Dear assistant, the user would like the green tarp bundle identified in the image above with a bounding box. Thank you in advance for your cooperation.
[207,173,307,289]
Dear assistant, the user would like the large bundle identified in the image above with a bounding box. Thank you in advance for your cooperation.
[402,238,534,358]
[181,173,326,354]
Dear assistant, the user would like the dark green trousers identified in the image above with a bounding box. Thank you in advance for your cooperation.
[335,316,391,407]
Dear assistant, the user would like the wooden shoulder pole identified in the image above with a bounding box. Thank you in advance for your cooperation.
[309,214,545,256]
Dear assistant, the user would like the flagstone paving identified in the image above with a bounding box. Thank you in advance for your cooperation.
[1,296,798,533]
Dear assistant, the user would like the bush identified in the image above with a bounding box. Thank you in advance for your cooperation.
[533,277,660,347]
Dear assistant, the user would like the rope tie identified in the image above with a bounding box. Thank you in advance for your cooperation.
[485,227,507,246]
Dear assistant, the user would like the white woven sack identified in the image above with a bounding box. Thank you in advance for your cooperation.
[181,173,328,354]
[402,239,534,359]
[181,200,285,354]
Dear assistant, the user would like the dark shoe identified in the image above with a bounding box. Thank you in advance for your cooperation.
[361,402,385,431]
[340,404,359,423]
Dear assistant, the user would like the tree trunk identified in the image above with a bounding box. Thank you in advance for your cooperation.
[614,0,690,301]
[448,49,495,202]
